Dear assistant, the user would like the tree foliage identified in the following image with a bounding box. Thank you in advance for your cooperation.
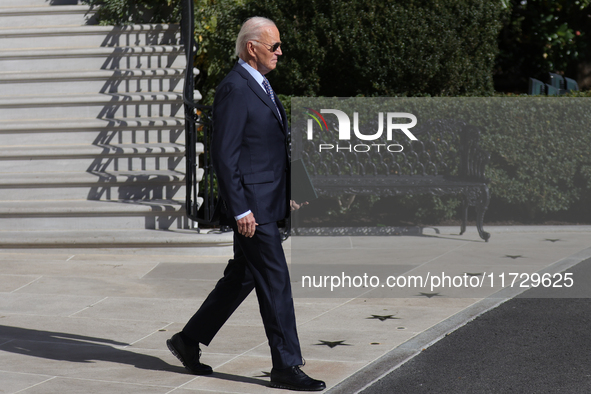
[495,0,591,91]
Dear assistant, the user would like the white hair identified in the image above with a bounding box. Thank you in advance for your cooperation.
[235,16,276,58]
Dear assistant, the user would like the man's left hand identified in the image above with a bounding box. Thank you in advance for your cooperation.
[237,212,258,237]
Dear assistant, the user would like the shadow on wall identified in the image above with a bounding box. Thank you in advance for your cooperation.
[88,26,183,193]
[80,25,187,229]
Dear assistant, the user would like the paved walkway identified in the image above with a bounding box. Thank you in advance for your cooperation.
[1,225,590,393]
[360,256,591,394]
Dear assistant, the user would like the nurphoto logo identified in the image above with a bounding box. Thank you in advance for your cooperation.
[304,108,418,153]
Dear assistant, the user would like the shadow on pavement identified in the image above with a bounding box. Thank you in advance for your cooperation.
[206,371,271,388]
[0,325,185,373]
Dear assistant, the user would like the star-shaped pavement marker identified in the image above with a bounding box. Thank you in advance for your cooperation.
[315,340,351,348]
[418,292,441,298]
[367,314,400,322]
[504,255,524,259]
[544,239,561,243]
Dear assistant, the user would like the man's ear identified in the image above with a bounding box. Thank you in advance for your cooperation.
[246,41,257,58]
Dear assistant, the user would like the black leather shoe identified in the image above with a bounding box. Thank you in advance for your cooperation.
[166,332,213,375]
[270,365,326,391]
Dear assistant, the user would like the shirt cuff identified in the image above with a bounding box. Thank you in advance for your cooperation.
[235,210,252,220]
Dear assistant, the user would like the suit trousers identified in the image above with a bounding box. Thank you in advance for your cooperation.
[182,221,303,369]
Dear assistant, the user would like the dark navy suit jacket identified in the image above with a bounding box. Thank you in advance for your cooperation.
[188,63,303,368]
[212,63,290,225]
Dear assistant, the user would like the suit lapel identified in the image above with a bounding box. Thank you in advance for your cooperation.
[233,64,284,129]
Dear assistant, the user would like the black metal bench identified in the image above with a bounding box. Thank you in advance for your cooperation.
[292,119,492,241]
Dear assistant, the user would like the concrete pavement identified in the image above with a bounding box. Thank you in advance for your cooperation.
[0,225,590,393]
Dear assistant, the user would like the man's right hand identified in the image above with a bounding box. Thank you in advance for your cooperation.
[237,212,258,238]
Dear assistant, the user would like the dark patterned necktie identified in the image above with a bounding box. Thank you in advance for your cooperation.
[262,76,282,121]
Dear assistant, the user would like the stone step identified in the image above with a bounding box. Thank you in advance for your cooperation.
[0,117,186,145]
[0,155,186,174]
[0,199,194,230]
[0,229,233,248]
[0,45,185,72]
[0,199,192,230]
[0,199,186,216]
[0,68,185,96]
[0,5,96,28]
[0,92,183,120]
[0,142,198,173]
[0,24,180,50]
[0,214,183,231]
[0,169,188,186]
[0,169,197,200]
[0,142,190,158]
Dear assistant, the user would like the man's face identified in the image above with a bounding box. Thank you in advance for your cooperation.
[251,26,282,75]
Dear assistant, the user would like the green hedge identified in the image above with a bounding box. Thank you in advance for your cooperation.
[292,97,591,225]
[479,95,591,222]
[194,0,504,102]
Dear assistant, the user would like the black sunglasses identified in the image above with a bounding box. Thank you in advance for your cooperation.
[253,40,282,52]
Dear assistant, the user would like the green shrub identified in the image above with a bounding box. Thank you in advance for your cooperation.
[193,0,504,102]
[82,0,180,25]
[191,0,246,104]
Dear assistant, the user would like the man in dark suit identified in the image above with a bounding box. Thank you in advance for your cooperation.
[167,17,325,391]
